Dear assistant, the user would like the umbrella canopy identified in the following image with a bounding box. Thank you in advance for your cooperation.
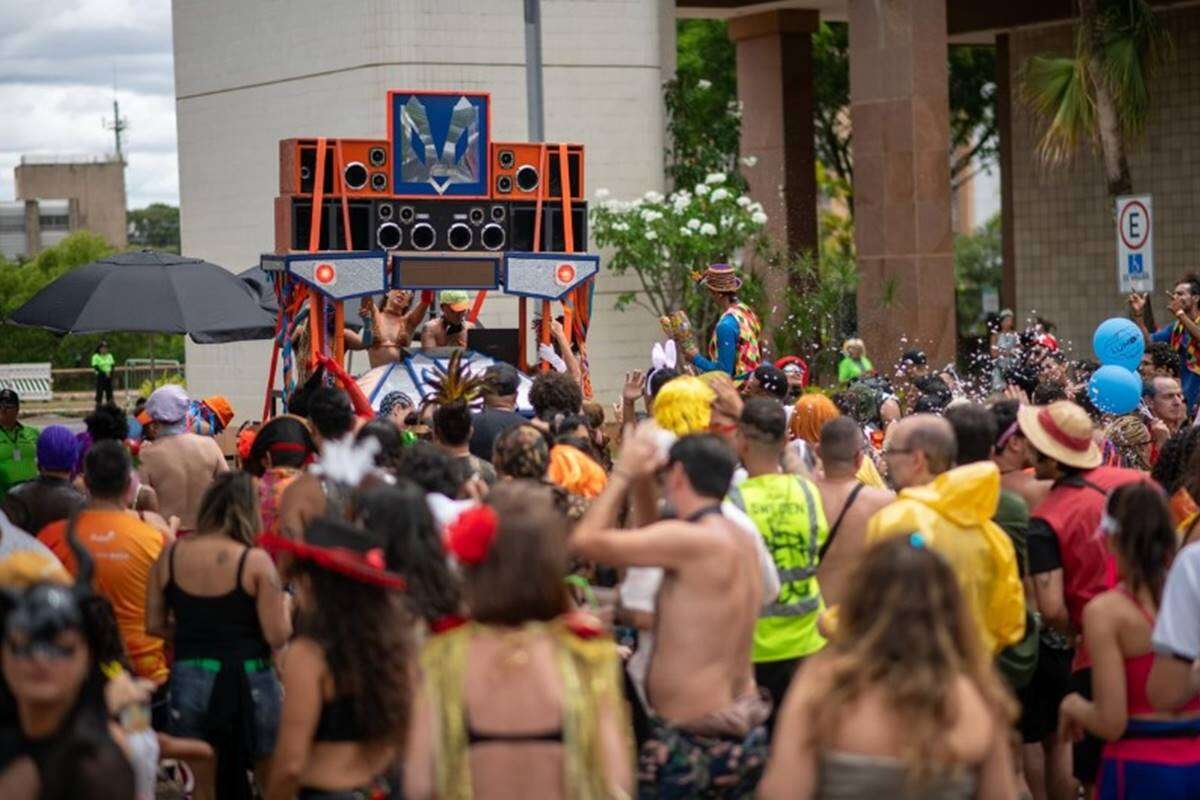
[8,250,275,340]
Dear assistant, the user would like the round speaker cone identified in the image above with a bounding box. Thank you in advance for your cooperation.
[496,175,512,194]
[411,223,436,251]
[370,172,388,191]
[515,165,539,193]
[300,165,312,181]
[469,207,485,226]
[368,147,387,167]
[398,206,415,224]
[377,222,402,250]
[498,149,515,169]
[480,223,505,251]
[447,223,472,251]
[377,203,394,221]
[490,205,507,222]
[344,162,369,190]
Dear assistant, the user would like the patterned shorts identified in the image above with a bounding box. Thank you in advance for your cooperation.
[636,717,768,799]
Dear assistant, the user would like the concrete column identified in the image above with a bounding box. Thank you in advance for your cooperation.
[23,200,40,258]
[996,33,1017,312]
[848,0,956,367]
[729,10,819,330]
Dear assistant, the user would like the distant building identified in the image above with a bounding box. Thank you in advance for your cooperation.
[14,155,127,252]
[0,199,77,260]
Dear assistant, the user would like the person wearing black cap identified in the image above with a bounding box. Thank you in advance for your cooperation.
[469,363,526,462]
[0,390,39,496]
[744,364,789,402]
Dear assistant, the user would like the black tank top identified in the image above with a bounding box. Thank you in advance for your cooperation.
[164,543,271,662]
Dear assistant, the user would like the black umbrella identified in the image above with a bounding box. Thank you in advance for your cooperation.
[8,250,274,339]
[206,264,362,343]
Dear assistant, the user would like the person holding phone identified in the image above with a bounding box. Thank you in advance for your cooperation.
[1131,274,1200,411]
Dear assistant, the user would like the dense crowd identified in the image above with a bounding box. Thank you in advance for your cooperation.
[2,272,1200,800]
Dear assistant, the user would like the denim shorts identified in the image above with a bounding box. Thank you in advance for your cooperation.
[166,659,282,760]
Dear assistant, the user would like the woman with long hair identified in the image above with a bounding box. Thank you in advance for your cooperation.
[760,535,1018,799]
[0,528,137,800]
[352,481,463,632]
[243,415,316,538]
[1059,483,1200,795]
[146,472,291,800]
[262,517,411,800]
[405,480,632,799]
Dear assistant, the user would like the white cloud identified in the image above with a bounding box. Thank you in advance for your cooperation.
[0,0,178,208]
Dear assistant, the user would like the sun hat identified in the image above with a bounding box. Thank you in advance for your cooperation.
[1017,401,1102,470]
[145,385,190,424]
[440,290,471,312]
[694,263,742,294]
[201,395,235,428]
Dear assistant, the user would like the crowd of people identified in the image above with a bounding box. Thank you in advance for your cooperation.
[2,267,1200,799]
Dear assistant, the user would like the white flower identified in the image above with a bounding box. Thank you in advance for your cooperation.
[645,230,658,241]
[710,188,729,202]
[643,190,664,204]
[748,202,764,214]
[687,218,701,230]
[705,172,727,185]
[680,227,692,236]
[720,215,732,228]
[694,183,710,196]
[740,155,758,168]
[612,222,629,232]
[736,196,752,208]
[594,188,610,199]
[751,211,768,225]
[629,198,643,209]
[697,78,712,90]
[640,209,663,223]
[700,223,718,236]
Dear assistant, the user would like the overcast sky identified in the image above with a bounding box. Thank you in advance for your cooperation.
[0,0,177,210]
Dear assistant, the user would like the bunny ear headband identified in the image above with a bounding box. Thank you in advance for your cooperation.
[647,340,678,396]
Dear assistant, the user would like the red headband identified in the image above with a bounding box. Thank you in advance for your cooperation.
[1037,407,1092,452]
[259,533,406,589]
[445,505,499,566]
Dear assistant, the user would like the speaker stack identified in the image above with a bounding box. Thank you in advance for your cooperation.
[490,142,584,202]
[279,138,391,198]
[374,200,510,253]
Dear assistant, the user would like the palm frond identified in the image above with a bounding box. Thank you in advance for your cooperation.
[424,349,486,408]
[1096,0,1172,140]
[1019,54,1095,165]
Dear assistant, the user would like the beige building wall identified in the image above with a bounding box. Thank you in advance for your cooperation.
[172,0,673,420]
[14,159,127,249]
[1008,6,1200,353]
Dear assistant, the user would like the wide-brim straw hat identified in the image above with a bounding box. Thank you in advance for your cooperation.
[696,263,742,293]
[1017,401,1102,470]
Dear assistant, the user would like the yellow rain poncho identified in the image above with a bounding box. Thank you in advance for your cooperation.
[866,461,1025,654]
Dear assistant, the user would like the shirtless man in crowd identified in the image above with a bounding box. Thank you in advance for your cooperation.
[345,289,431,367]
[420,290,475,349]
[573,426,768,797]
[812,416,894,607]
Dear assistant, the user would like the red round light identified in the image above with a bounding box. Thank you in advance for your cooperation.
[555,263,576,286]
[314,263,336,285]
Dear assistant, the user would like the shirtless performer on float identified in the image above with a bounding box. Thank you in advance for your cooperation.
[343,289,432,368]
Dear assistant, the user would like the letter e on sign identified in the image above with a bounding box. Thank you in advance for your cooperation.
[1116,195,1153,293]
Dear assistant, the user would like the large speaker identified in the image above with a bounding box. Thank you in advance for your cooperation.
[279,138,391,197]
[490,143,584,201]
[508,202,588,253]
[373,200,510,253]
[274,196,375,252]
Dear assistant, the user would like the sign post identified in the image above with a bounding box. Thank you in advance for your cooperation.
[1116,194,1153,293]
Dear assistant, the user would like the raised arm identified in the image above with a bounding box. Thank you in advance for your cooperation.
[404,291,434,332]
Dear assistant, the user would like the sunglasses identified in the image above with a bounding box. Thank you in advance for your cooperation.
[4,639,80,661]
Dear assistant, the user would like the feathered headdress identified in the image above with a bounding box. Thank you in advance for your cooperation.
[424,349,487,409]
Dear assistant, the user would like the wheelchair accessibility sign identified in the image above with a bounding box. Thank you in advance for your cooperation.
[1117,195,1153,293]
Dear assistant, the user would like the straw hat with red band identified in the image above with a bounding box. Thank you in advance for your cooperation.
[694,263,743,294]
[1017,401,1102,470]
[259,532,406,590]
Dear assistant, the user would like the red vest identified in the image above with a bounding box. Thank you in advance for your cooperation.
[1032,466,1148,668]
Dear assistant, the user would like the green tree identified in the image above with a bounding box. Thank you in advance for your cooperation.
[954,214,1002,336]
[127,203,181,252]
[1020,0,1170,197]
[0,232,185,374]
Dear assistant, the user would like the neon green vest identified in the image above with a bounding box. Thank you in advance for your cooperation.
[729,473,828,662]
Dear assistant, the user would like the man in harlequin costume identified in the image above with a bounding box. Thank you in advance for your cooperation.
[681,264,762,382]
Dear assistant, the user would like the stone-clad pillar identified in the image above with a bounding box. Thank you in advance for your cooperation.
[729,10,819,331]
[849,0,956,368]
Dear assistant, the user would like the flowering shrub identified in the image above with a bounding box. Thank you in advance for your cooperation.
[590,172,769,335]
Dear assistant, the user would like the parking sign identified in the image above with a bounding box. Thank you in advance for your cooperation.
[1116,195,1153,293]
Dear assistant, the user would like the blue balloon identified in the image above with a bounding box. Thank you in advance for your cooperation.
[1088,365,1142,415]
[1093,317,1145,370]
